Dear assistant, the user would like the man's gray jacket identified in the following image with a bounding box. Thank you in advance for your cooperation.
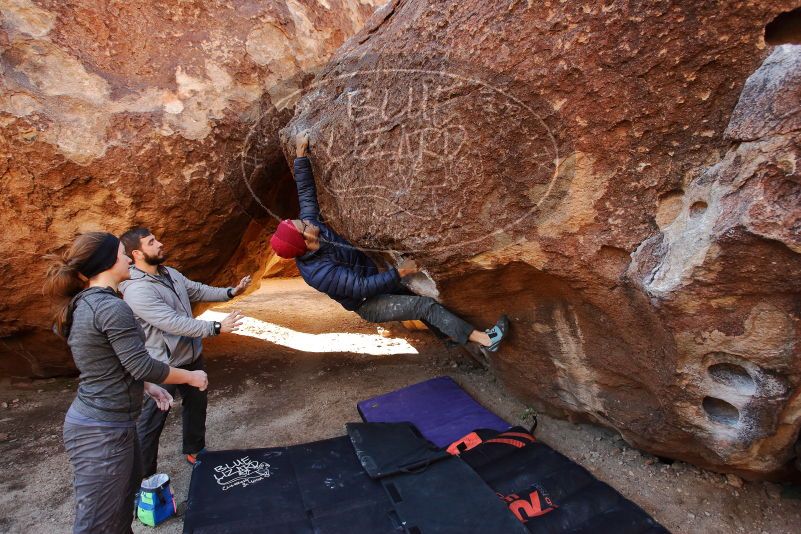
[119,266,232,367]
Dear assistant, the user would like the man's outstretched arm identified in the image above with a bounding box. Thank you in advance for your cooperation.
[173,268,252,304]
[294,132,320,222]
[172,268,232,304]
[123,283,218,338]
[123,280,244,337]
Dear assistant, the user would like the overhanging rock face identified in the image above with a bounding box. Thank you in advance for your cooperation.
[0,0,382,376]
[284,0,801,476]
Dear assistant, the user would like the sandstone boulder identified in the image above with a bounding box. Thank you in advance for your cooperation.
[283,0,801,476]
[0,0,380,375]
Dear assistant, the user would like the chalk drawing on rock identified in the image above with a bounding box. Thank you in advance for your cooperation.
[240,57,573,255]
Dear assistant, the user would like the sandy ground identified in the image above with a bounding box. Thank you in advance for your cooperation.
[0,278,799,534]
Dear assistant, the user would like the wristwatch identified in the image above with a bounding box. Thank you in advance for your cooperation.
[213,321,222,336]
[227,287,235,299]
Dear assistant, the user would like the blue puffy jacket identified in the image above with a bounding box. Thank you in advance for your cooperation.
[292,157,401,311]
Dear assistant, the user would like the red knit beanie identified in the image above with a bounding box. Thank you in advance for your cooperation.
[270,220,307,259]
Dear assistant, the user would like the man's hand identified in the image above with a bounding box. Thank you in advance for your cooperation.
[232,275,252,297]
[221,310,245,333]
[144,382,174,411]
[296,131,310,158]
[188,370,209,391]
[397,259,419,278]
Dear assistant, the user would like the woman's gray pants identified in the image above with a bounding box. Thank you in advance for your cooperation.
[63,423,141,534]
[355,294,475,345]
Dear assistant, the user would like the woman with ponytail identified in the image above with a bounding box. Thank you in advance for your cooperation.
[44,232,209,534]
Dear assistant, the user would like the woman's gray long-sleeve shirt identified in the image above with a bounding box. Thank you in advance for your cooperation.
[67,287,170,422]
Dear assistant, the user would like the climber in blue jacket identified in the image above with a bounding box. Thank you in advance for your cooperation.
[270,132,509,353]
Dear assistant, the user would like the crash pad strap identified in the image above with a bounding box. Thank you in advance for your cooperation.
[447,427,536,456]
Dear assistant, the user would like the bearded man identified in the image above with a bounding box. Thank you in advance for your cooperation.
[119,228,249,476]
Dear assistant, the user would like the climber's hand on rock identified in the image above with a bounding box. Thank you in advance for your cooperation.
[221,310,244,333]
[397,259,419,277]
[296,131,310,157]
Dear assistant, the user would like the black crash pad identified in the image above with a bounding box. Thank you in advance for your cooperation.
[183,436,394,533]
[382,455,528,534]
[347,422,450,479]
[459,428,670,534]
[185,431,526,534]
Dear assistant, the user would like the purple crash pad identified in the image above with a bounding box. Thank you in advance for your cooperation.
[357,376,511,448]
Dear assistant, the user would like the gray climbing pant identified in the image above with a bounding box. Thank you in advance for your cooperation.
[355,294,475,345]
[63,422,141,534]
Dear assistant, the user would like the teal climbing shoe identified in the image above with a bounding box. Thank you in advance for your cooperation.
[485,315,510,352]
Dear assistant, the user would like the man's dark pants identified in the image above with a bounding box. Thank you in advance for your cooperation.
[355,294,475,344]
[137,356,206,478]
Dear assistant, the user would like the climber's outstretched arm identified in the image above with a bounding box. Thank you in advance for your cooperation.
[293,132,320,222]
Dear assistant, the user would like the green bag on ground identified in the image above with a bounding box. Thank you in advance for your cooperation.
[137,473,176,527]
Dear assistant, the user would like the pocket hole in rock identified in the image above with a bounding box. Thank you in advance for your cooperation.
[702,397,740,427]
[708,363,756,396]
[655,189,685,228]
[689,200,708,217]
[765,7,801,45]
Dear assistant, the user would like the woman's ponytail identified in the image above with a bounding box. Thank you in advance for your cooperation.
[43,232,110,337]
